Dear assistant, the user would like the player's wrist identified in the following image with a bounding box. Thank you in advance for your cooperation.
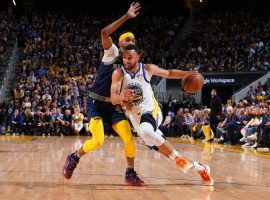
[125,13,131,19]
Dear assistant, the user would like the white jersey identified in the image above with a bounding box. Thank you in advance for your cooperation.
[121,63,162,133]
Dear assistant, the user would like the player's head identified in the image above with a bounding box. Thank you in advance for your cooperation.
[118,32,135,50]
[122,44,141,71]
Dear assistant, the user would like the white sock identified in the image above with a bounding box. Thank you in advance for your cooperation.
[168,149,180,161]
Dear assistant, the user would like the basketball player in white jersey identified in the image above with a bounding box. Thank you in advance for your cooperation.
[110,44,214,186]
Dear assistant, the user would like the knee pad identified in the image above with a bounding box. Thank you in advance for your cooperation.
[140,113,157,131]
[147,129,166,152]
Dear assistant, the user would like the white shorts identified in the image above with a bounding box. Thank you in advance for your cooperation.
[74,122,83,132]
[128,110,163,134]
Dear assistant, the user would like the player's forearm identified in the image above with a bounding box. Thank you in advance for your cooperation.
[110,94,124,105]
[166,70,190,79]
[101,14,130,37]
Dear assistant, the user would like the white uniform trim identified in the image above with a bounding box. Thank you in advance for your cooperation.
[121,63,163,146]
[102,43,119,63]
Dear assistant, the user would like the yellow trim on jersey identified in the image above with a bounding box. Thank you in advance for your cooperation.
[150,86,160,119]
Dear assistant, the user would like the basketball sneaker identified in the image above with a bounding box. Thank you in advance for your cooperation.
[124,168,144,187]
[63,152,80,179]
[193,161,214,186]
[175,156,194,174]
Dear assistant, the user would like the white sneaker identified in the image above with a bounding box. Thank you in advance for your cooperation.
[247,134,257,141]
[251,143,257,148]
[241,142,251,148]
[217,137,224,143]
[193,161,214,186]
[203,138,213,143]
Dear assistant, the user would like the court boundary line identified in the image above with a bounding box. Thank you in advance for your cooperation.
[168,137,270,159]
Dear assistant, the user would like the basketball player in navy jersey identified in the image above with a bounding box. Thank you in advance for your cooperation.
[111,44,214,186]
[63,2,144,186]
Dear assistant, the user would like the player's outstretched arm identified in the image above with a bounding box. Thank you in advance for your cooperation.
[101,2,141,49]
[145,64,198,79]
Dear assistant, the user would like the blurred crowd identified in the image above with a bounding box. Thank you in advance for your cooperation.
[160,79,270,151]
[0,10,269,148]
[166,12,270,72]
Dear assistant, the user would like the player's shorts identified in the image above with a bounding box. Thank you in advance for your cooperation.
[128,110,163,134]
[87,96,126,124]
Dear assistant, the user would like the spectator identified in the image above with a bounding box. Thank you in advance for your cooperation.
[10,108,23,135]
[42,108,54,135]
[60,109,74,135]
[209,89,222,138]
[21,108,34,135]
[257,106,270,151]
[217,106,241,145]
[73,107,84,135]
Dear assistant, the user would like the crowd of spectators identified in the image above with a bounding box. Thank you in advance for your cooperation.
[0,11,186,135]
[160,79,270,151]
[0,11,270,149]
[166,12,270,72]
[0,10,13,68]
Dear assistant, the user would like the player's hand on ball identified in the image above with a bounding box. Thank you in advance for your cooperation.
[121,100,134,111]
[121,89,134,111]
[123,89,134,101]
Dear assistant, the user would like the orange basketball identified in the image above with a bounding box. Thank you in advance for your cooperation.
[181,73,204,93]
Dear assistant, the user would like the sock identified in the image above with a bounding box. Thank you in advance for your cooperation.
[168,149,179,161]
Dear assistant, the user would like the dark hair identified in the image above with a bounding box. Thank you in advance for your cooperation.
[123,44,142,55]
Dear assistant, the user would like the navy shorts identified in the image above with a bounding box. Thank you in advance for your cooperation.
[87,96,126,124]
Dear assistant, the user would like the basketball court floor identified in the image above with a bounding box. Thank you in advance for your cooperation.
[0,135,269,200]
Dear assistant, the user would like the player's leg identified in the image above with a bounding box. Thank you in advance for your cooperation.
[139,113,214,185]
[63,117,105,179]
[63,98,106,179]
[112,111,144,186]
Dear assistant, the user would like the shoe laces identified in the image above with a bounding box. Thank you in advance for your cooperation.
[128,171,144,183]
[68,155,78,171]
[198,169,211,182]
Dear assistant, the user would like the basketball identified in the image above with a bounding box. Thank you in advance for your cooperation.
[181,73,205,93]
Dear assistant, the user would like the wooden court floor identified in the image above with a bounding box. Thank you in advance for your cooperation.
[0,135,270,200]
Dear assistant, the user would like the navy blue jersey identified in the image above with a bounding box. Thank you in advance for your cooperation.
[91,62,120,97]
